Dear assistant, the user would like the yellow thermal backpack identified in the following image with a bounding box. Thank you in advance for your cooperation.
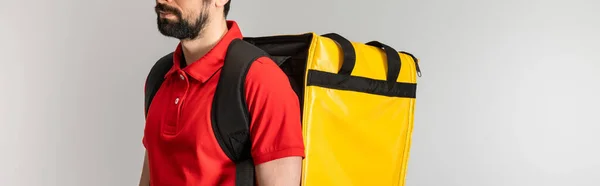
[145,33,420,186]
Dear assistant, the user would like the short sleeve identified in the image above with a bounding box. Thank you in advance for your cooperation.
[244,56,306,165]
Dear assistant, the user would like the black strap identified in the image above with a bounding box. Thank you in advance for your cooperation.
[322,33,356,76]
[144,52,174,117]
[365,41,402,83]
[235,158,256,186]
[212,38,268,186]
[321,34,405,84]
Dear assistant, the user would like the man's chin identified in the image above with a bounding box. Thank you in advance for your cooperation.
[157,16,179,24]
[157,27,177,37]
[158,26,191,40]
[155,18,202,40]
[156,20,181,35]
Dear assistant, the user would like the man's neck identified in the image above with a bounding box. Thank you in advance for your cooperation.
[180,20,229,66]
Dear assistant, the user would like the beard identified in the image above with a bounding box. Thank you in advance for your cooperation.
[155,3,210,40]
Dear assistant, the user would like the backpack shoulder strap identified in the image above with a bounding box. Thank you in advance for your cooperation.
[144,52,174,117]
[212,39,267,186]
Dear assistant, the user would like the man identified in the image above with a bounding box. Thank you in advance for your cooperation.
[138,0,305,185]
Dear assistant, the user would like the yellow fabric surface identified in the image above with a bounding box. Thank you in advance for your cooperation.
[300,33,418,186]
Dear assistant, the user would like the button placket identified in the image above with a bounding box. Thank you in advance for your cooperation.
[164,71,189,135]
[173,70,190,132]
[175,72,186,105]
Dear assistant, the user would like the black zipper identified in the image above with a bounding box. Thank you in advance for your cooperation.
[399,51,421,77]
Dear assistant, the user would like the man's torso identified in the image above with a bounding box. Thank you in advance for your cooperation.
[144,68,236,186]
[143,21,305,186]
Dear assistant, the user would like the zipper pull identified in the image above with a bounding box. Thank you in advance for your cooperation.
[399,51,421,77]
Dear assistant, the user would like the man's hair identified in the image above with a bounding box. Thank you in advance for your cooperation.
[224,1,231,17]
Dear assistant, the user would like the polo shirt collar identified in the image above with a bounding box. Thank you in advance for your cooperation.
[165,20,243,83]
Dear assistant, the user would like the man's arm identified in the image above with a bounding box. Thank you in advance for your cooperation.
[138,151,150,186]
[255,157,303,186]
[244,57,306,186]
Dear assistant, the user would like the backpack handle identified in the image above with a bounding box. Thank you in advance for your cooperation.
[321,33,402,83]
[321,33,356,76]
[365,41,402,83]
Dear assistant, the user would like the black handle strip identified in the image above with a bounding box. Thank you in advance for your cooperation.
[366,41,401,83]
[322,33,356,76]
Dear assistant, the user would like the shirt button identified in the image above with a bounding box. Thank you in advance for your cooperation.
[174,97,180,105]
[179,74,185,80]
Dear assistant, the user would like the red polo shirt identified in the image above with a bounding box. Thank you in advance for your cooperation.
[142,21,305,186]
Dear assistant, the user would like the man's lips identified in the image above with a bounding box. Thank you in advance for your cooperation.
[157,10,175,17]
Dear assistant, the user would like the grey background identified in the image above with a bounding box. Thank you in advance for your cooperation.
[1,0,599,186]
